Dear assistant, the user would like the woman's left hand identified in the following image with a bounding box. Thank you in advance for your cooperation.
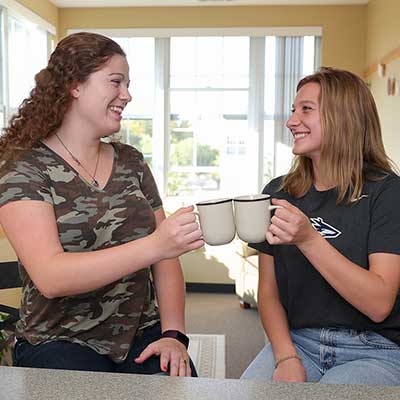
[134,338,191,377]
[266,199,320,246]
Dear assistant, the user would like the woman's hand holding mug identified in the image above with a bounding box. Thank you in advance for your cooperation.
[266,199,320,246]
[154,206,204,258]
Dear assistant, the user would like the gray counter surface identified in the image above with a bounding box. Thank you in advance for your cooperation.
[1,366,400,399]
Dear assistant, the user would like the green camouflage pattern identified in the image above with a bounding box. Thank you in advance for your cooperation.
[0,142,162,362]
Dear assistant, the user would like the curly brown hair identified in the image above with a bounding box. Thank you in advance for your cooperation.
[0,32,125,166]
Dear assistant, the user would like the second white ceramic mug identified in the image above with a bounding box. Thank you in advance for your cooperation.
[196,198,236,246]
[233,194,280,243]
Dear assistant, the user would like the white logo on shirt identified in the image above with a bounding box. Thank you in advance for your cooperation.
[310,217,342,239]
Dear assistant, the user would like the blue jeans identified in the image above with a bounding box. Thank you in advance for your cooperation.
[13,323,197,377]
[241,328,400,385]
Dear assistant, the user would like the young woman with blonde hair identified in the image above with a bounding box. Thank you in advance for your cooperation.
[0,32,203,376]
[241,67,400,385]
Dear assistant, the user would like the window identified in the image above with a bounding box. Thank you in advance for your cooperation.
[0,2,54,128]
[8,15,48,115]
[100,28,322,204]
[168,36,249,199]
[0,8,5,129]
[112,37,155,167]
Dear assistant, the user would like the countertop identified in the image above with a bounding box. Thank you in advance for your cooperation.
[1,366,400,400]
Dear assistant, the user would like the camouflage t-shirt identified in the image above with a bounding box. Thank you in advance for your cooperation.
[0,141,162,362]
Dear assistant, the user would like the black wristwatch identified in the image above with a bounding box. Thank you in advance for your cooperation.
[162,330,190,349]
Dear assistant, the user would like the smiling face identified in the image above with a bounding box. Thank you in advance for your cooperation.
[286,82,322,165]
[71,54,132,136]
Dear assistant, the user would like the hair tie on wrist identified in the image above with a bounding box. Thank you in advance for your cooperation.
[275,354,301,369]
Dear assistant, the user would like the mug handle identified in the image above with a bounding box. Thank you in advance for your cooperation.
[269,205,283,211]
[193,211,203,227]
[193,211,205,239]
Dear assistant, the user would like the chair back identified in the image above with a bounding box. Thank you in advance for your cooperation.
[0,260,22,308]
[0,261,21,364]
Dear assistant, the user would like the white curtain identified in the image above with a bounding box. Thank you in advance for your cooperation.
[7,15,48,124]
[274,36,304,147]
[314,36,322,73]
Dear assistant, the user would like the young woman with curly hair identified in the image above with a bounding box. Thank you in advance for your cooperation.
[0,32,203,376]
[241,67,400,385]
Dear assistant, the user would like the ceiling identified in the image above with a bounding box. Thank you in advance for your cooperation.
[49,0,370,8]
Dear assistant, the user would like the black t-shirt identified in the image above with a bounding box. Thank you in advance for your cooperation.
[250,174,400,345]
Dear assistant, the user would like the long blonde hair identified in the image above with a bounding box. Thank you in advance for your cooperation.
[282,67,397,204]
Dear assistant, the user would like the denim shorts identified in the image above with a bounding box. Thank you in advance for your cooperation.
[241,327,400,385]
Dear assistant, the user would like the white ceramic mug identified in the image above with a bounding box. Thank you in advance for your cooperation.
[233,194,280,243]
[196,198,235,246]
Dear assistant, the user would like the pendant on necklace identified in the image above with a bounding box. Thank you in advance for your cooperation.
[92,178,99,187]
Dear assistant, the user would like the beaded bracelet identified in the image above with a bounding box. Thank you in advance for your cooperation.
[274,354,302,369]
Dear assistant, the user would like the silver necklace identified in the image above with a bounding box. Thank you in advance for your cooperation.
[55,133,100,187]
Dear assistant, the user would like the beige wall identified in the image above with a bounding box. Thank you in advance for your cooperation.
[59,5,366,76]
[366,0,400,167]
[180,244,241,285]
[366,0,399,66]
[0,237,16,262]
[16,0,59,31]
